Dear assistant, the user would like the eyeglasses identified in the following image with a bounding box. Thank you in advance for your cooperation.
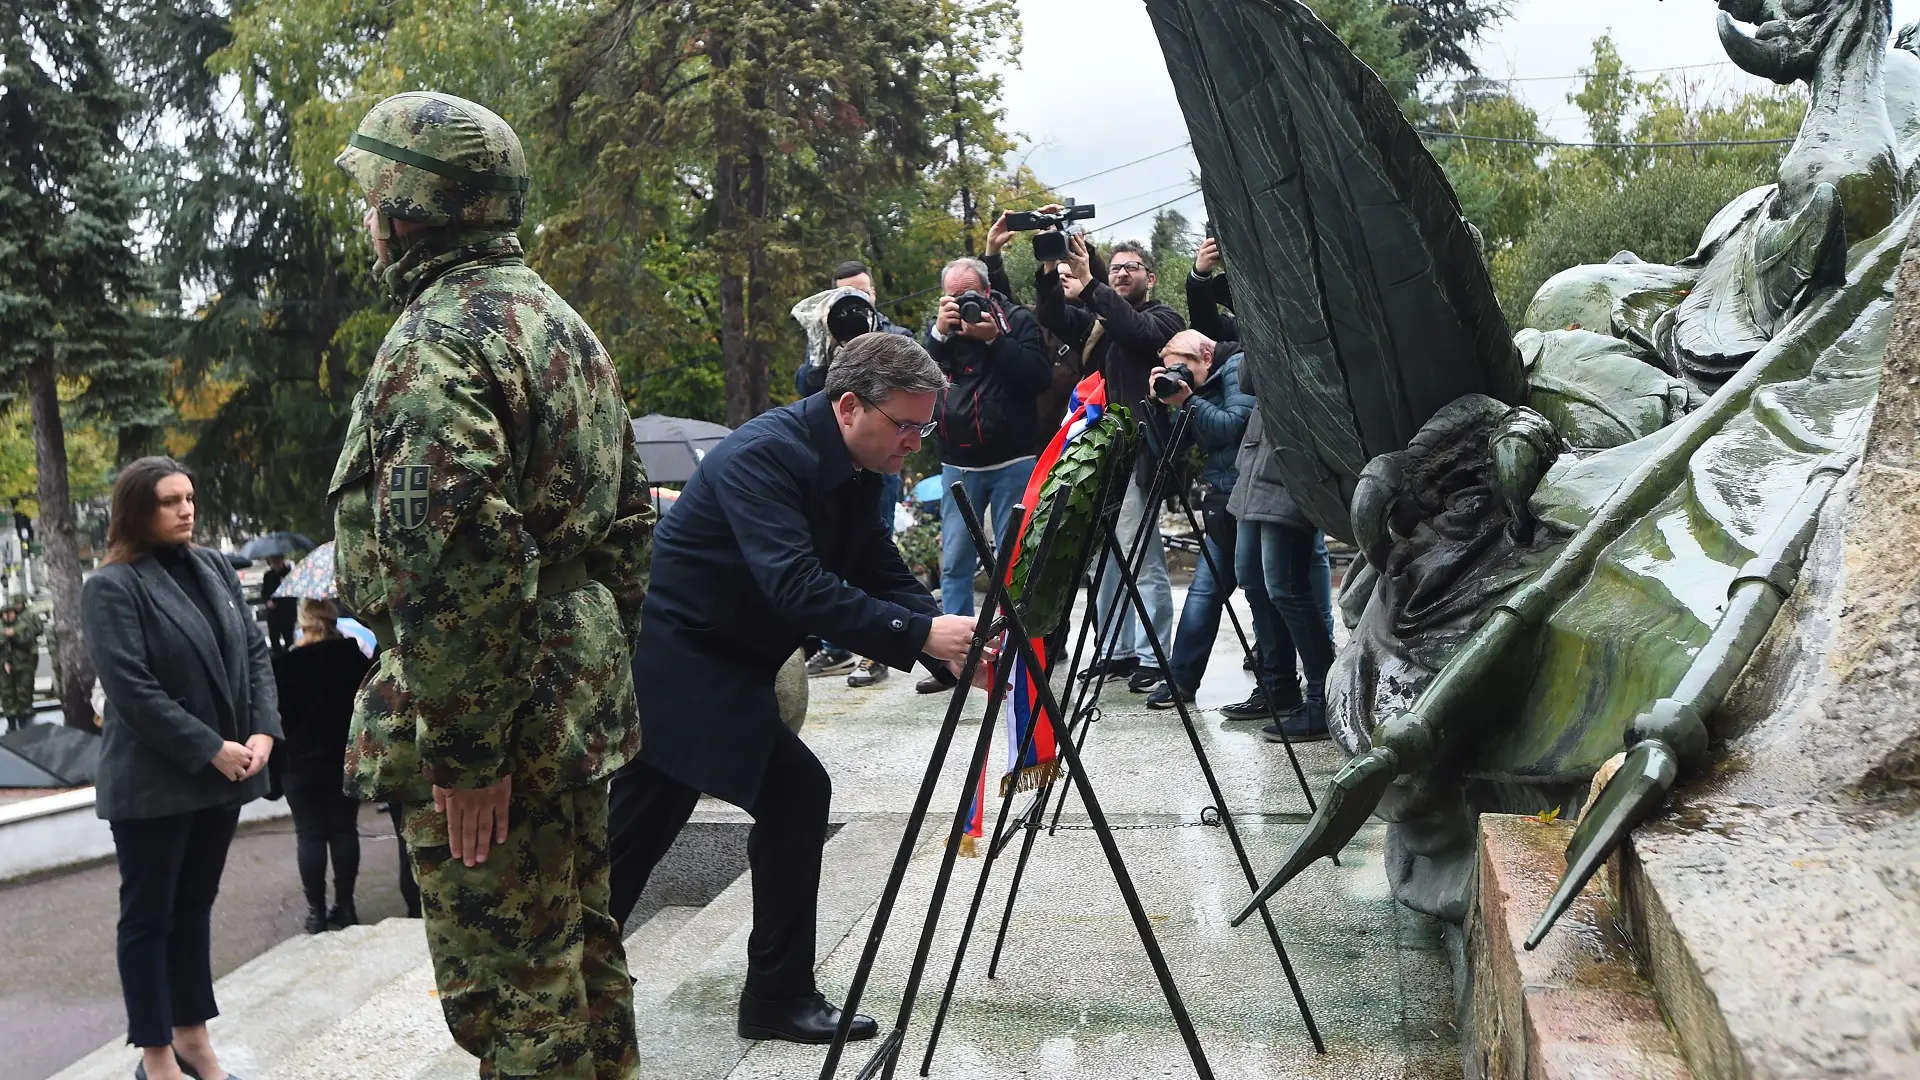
[861,395,937,438]
[1108,261,1150,276]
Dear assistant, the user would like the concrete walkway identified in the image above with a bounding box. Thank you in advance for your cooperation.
[24,585,1460,1080]
[732,589,1459,1079]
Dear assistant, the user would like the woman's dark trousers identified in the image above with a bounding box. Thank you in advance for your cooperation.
[284,774,360,913]
[109,805,242,1047]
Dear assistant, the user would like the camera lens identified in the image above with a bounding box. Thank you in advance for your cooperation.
[1032,230,1068,263]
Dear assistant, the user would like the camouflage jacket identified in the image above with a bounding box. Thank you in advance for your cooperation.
[329,227,653,801]
[0,605,39,662]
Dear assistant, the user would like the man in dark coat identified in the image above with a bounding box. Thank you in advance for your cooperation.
[609,332,981,1047]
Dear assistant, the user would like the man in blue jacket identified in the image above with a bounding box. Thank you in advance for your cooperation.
[608,333,984,1047]
[1142,330,1264,710]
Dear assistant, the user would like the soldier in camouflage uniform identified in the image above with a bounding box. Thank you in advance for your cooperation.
[0,597,41,731]
[329,91,654,1080]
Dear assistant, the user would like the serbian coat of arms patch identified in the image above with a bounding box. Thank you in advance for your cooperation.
[389,465,430,529]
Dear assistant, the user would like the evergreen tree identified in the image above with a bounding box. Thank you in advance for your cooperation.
[0,0,149,726]
[551,0,944,425]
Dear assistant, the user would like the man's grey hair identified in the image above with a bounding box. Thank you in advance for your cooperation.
[941,257,990,294]
[824,332,948,402]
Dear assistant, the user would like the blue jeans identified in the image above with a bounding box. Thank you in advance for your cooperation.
[1094,476,1174,666]
[939,459,1035,616]
[1168,517,1287,693]
[1239,520,1334,705]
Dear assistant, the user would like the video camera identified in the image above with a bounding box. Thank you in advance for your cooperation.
[1004,199,1097,262]
[825,292,880,345]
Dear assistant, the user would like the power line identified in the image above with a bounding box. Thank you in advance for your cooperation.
[1048,142,1193,189]
[1405,59,1737,89]
[1100,186,1203,232]
[1415,129,1794,148]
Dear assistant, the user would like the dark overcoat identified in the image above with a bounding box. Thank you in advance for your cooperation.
[633,394,941,806]
[82,547,283,820]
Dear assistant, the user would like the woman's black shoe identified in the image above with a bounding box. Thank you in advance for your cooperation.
[737,990,878,1044]
[304,905,329,934]
[328,901,357,929]
[134,1051,207,1079]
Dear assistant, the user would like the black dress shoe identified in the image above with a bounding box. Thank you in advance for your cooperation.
[304,905,329,935]
[737,990,878,1044]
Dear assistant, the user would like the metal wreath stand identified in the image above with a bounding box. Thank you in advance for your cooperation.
[818,405,1325,1080]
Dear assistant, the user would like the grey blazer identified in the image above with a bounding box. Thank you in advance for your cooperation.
[82,547,283,820]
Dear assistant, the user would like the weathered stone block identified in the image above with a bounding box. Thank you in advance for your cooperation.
[1469,813,1689,1080]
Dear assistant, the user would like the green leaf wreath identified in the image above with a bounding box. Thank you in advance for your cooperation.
[1006,407,1138,636]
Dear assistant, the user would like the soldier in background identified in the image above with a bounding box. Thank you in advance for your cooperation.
[330,91,654,1079]
[1,596,40,731]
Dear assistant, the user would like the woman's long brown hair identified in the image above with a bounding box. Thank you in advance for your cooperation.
[102,457,194,566]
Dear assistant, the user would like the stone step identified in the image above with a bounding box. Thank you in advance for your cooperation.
[1469,813,1692,1080]
[49,917,428,1080]
[275,897,747,1080]
[1614,799,1920,1080]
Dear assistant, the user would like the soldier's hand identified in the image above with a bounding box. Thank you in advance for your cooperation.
[436,775,513,867]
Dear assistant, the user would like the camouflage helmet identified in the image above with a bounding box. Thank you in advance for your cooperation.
[335,91,529,229]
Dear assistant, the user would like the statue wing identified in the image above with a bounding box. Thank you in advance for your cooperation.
[1145,0,1524,543]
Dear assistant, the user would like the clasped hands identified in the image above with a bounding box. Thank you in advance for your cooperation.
[209,733,276,783]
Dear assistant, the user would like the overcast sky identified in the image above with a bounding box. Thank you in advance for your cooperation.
[1000,0,1920,243]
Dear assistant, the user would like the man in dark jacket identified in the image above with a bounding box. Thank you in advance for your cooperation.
[1035,236,1186,691]
[924,257,1050,674]
[1140,330,1262,711]
[1228,358,1336,740]
[609,333,982,1046]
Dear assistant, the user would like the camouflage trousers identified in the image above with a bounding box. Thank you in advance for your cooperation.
[402,784,638,1079]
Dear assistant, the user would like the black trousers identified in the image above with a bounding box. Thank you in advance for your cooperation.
[283,774,360,911]
[608,723,831,1001]
[109,805,242,1047]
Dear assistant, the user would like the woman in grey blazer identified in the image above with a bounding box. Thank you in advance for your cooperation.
[82,457,280,1080]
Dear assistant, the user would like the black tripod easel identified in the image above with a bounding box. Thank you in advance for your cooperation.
[912,405,1325,1073]
[818,410,1321,1080]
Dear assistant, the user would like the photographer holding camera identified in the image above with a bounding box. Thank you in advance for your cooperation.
[794,260,915,399]
[1034,229,1186,692]
[1140,330,1265,713]
[919,258,1048,689]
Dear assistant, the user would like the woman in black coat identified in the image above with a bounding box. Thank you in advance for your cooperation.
[82,457,280,1080]
[271,598,372,933]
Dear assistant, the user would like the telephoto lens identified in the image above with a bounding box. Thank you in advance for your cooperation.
[956,290,989,324]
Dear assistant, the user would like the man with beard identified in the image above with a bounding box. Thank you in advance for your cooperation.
[1035,235,1186,693]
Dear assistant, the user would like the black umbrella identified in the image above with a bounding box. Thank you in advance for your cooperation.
[630,414,732,485]
[222,551,254,569]
[239,531,316,560]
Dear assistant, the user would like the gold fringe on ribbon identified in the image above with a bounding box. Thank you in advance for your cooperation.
[998,758,1064,799]
[958,833,978,858]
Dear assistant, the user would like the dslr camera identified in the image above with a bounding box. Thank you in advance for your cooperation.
[1152,362,1194,401]
[955,289,991,324]
[1004,199,1097,262]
